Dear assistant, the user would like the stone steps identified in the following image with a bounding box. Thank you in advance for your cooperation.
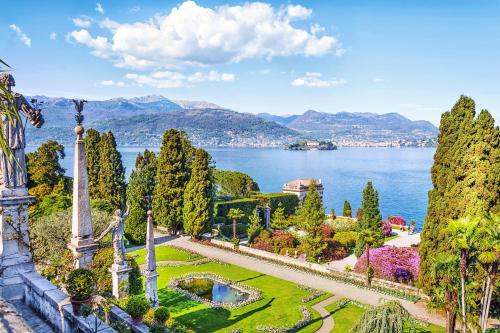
[9,299,55,333]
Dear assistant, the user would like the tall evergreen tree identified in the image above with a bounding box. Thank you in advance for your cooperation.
[183,148,214,238]
[419,96,500,293]
[153,129,190,233]
[355,181,383,257]
[297,184,326,260]
[27,140,66,194]
[97,131,126,209]
[125,150,157,245]
[270,203,288,230]
[343,200,352,217]
[84,128,101,198]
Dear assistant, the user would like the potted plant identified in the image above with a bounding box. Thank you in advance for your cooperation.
[125,294,150,323]
[66,268,95,315]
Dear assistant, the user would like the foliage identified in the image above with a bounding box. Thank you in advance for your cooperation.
[153,129,191,233]
[30,182,72,219]
[271,230,297,254]
[215,198,259,222]
[257,192,299,216]
[333,231,359,251]
[247,208,263,243]
[125,295,150,318]
[343,200,353,217]
[84,128,102,198]
[125,149,157,245]
[331,216,357,232]
[227,208,246,241]
[97,131,126,209]
[213,169,259,198]
[183,148,215,238]
[270,203,288,230]
[296,184,326,260]
[323,242,349,260]
[320,223,334,239]
[219,223,247,238]
[350,300,415,333]
[66,269,95,301]
[154,306,170,324]
[354,246,420,284]
[388,216,406,226]
[252,230,274,252]
[419,96,499,295]
[355,181,384,255]
[382,221,393,237]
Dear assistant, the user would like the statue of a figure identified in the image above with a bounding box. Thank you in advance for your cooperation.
[0,73,44,189]
[96,205,130,266]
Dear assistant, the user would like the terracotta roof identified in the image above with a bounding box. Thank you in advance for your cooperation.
[283,178,322,187]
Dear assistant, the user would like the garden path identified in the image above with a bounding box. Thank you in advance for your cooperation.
[166,236,445,327]
[311,295,341,333]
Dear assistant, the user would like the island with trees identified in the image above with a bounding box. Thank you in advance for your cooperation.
[285,140,338,150]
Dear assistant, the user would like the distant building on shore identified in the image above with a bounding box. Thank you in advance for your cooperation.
[282,178,324,201]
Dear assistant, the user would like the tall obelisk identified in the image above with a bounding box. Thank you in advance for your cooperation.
[144,209,158,307]
[68,100,97,268]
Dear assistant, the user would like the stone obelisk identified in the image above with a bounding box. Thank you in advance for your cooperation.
[68,100,97,268]
[144,209,158,307]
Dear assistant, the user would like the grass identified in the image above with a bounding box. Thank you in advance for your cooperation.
[384,233,399,242]
[130,245,203,265]
[131,244,330,332]
[325,300,445,333]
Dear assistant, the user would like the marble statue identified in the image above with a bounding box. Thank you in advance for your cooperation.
[0,74,43,190]
[96,205,130,266]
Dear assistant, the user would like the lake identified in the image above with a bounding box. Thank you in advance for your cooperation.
[56,147,435,231]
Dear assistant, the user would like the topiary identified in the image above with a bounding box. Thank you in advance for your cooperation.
[66,268,95,301]
[125,294,150,319]
[154,306,170,325]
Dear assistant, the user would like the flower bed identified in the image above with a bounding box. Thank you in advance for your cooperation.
[297,285,324,303]
[354,246,419,284]
[256,306,311,332]
[169,272,261,309]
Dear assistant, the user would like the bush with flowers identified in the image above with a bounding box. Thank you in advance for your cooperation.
[353,246,419,284]
[388,216,406,226]
[381,221,393,237]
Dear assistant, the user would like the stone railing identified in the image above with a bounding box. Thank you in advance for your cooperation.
[20,271,115,333]
[208,239,425,300]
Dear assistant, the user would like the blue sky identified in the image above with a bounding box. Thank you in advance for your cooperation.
[2,0,499,125]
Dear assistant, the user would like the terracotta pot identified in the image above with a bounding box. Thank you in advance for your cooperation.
[70,297,90,316]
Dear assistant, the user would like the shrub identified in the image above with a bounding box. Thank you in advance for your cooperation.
[381,221,392,237]
[388,216,406,226]
[272,230,296,253]
[213,216,227,224]
[125,295,150,319]
[220,223,247,238]
[66,269,95,301]
[154,306,170,324]
[323,242,349,260]
[332,231,358,250]
[252,230,273,252]
[331,217,356,232]
[320,223,334,239]
[256,193,299,216]
[353,246,419,284]
[215,198,259,220]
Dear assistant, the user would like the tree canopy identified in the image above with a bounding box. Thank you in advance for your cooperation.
[214,169,260,198]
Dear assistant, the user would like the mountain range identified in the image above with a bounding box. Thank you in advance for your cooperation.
[25,95,438,147]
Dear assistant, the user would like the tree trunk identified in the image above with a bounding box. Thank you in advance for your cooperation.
[365,243,371,287]
[446,308,457,333]
[233,219,237,239]
[460,250,467,333]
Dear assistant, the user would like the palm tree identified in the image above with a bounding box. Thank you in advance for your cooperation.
[359,229,377,287]
[445,216,480,333]
[431,253,460,333]
[350,300,415,333]
[227,208,245,242]
[476,214,499,333]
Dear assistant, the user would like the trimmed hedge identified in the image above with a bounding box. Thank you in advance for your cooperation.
[215,198,259,220]
[220,223,248,238]
[256,193,299,216]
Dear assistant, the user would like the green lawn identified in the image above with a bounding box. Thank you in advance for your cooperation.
[384,233,399,242]
[130,245,203,265]
[325,300,445,333]
[131,245,330,332]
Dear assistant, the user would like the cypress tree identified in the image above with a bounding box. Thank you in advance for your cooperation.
[343,200,352,217]
[297,184,326,260]
[419,96,500,292]
[153,129,190,233]
[97,131,126,209]
[183,148,214,238]
[125,150,157,245]
[355,181,383,257]
[84,128,101,198]
[270,203,288,230]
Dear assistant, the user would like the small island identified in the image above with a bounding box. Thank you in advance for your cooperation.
[285,140,338,150]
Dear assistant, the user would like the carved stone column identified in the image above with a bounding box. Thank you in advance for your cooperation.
[144,210,158,307]
[264,206,271,229]
[68,108,97,269]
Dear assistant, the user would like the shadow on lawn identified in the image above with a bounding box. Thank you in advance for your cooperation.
[236,273,265,283]
[175,298,275,332]
[158,288,200,312]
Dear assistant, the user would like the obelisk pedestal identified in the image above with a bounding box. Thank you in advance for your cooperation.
[68,109,97,269]
[109,263,132,299]
[144,210,158,307]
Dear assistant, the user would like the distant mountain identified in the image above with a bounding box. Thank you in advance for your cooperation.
[25,96,299,147]
[257,113,300,126]
[257,110,437,143]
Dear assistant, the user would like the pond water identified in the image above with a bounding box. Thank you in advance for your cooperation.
[178,277,250,304]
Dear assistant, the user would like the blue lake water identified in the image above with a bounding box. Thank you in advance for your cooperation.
[56,147,435,230]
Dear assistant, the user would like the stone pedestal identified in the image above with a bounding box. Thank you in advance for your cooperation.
[110,263,132,299]
[264,206,271,229]
[0,194,35,300]
[144,270,159,307]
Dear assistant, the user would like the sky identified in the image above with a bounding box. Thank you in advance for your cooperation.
[1,0,500,125]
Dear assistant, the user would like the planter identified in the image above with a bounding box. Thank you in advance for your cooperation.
[70,297,91,316]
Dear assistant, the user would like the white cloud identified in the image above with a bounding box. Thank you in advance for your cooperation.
[95,2,104,14]
[99,80,125,87]
[116,81,125,87]
[125,70,235,88]
[72,16,94,28]
[69,1,343,70]
[310,24,325,35]
[292,72,346,88]
[9,24,31,47]
[49,32,57,40]
[69,29,112,58]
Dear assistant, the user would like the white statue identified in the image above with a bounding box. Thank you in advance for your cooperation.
[96,205,129,266]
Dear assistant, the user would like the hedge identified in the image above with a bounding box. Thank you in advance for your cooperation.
[256,193,299,216]
[220,223,248,238]
[215,198,259,219]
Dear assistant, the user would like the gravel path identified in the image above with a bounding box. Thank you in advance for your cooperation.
[311,296,341,333]
[167,236,445,327]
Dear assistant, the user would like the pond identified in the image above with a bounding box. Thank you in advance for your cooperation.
[178,277,250,304]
